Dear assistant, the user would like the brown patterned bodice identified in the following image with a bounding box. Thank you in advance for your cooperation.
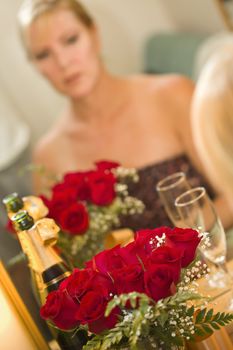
[120,154,215,231]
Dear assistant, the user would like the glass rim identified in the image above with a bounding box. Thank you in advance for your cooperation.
[156,172,186,192]
[174,186,206,207]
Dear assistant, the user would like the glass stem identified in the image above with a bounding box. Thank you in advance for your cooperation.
[217,261,233,286]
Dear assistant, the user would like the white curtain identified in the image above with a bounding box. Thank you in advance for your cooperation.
[0,86,30,171]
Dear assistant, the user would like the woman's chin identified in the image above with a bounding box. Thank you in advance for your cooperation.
[65,84,96,100]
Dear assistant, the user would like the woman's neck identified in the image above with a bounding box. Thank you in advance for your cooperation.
[69,69,129,125]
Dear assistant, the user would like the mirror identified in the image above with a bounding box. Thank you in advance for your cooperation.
[216,0,233,30]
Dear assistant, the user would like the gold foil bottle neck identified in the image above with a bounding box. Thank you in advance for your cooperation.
[23,196,49,221]
[34,218,60,246]
[2,192,24,213]
[12,210,34,231]
[3,193,49,221]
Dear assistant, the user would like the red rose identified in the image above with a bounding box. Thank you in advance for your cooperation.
[135,227,171,255]
[86,245,126,274]
[111,263,145,295]
[87,307,119,334]
[145,246,182,282]
[51,182,78,201]
[75,290,119,334]
[43,191,76,221]
[59,202,89,235]
[119,240,147,265]
[144,264,177,302]
[89,271,116,296]
[6,219,16,235]
[95,160,120,172]
[119,227,171,265]
[76,290,107,325]
[61,268,115,299]
[166,227,201,267]
[70,267,118,334]
[60,268,116,333]
[63,172,90,201]
[60,268,94,298]
[40,289,80,330]
[87,170,116,206]
[64,172,86,185]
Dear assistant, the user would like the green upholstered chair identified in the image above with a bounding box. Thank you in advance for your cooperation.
[143,32,209,80]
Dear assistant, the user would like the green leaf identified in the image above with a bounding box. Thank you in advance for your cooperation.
[130,311,144,346]
[102,334,120,349]
[213,312,221,321]
[211,322,221,330]
[169,334,184,346]
[105,293,151,317]
[205,309,213,322]
[158,311,168,326]
[194,327,206,337]
[83,336,103,350]
[202,324,213,335]
[162,290,205,307]
[105,299,119,317]
[195,308,206,323]
[86,295,233,350]
[187,305,195,317]
[130,296,137,309]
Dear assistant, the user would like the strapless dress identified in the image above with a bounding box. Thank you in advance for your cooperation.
[120,154,215,231]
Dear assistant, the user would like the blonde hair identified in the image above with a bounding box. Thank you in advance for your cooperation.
[193,32,233,80]
[18,0,94,54]
[192,46,233,195]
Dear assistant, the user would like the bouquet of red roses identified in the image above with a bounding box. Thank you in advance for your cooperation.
[41,161,144,267]
[40,226,233,350]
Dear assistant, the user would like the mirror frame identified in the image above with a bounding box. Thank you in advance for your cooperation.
[0,261,50,350]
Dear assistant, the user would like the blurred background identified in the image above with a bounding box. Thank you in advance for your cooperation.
[0,0,232,263]
[1,0,233,343]
[0,0,229,142]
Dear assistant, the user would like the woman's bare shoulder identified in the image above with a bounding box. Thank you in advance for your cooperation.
[128,73,194,99]
[137,73,193,90]
[160,74,195,98]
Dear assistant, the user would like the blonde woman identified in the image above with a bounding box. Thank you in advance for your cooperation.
[17,0,233,230]
[192,47,233,258]
[192,48,233,200]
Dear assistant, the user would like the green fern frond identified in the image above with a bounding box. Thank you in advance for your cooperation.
[105,292,151,317]
[129,310,144,346]
[162,290,206,307]
[187,305,195,317]
[193,309,233,340]
[82,335,103,350]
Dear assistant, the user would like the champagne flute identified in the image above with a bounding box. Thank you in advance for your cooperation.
[175,187,233,298]
[156,172,191,227]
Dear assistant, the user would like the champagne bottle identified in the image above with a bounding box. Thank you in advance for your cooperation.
[10,210,88,350]
[3,193,46,298]
[3,192,58,300]
[3,192,24,215]
[3,192,56,245]
[3,191,48,220]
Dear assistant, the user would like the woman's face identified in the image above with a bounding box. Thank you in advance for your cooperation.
[27,9,101,99]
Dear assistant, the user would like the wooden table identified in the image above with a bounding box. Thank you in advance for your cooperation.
[188,260,233,350]
[6,244,233,350]
[110,230,233,349]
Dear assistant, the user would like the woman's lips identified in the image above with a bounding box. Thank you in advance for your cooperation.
[65,73,81,85]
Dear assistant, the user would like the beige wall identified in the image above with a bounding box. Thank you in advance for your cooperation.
[85,0,225,75]
[159,0,225,33]
[0,0,228,143]
[84,0,176,74]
